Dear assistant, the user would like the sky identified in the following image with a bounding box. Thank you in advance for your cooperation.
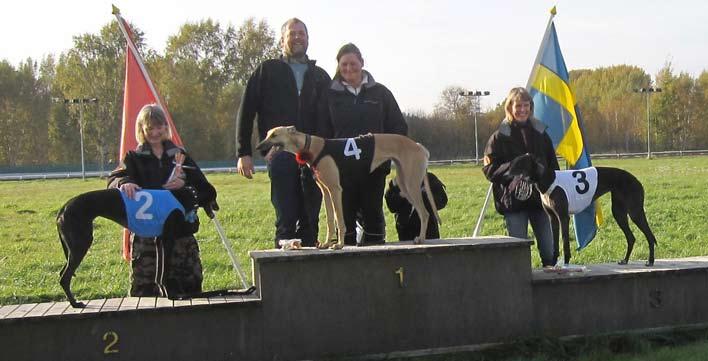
[2,0,707,113]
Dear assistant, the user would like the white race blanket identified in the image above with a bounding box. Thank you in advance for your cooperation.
[541,167,598,214]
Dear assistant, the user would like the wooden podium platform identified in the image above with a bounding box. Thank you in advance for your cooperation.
[2,238,708,361]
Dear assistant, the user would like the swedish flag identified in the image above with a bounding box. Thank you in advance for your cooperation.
[526,7,602,250]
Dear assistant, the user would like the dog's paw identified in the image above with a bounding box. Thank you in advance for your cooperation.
[330,243,344,250]
[70,301,86,309]
[413,237,423,245]
[618,259,629,265]
[317,240,334,249]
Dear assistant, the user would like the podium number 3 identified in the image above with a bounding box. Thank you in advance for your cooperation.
[103,331,119,354]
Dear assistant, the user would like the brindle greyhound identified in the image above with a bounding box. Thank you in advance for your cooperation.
[256,126,441,249]
[507,153,657,266]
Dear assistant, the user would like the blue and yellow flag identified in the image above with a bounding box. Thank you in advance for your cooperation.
[526,7,602,250]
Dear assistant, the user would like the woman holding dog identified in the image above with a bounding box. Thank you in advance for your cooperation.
[482,87,560,267]
[317,42,408,246]
[108,104,216,297]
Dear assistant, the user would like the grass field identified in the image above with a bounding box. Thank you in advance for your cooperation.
[1,156,707,305]
[1,156,707,360]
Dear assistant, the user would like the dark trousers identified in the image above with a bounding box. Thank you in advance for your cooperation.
[395,212,440,241]
[268,152,321,247]
[342,166,388,245]
[130,234,203,297]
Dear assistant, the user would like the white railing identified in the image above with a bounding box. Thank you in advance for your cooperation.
[1,150,707,181]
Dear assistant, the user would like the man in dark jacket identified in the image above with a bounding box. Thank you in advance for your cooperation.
[236,18,330,248]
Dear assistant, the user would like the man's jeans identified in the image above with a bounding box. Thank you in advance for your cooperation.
[268,152,321,247]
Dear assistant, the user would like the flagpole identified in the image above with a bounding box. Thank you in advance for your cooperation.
[113,4,177,262]
[112,5,167,116]
[526,6,557,89]
[472,184,492,237]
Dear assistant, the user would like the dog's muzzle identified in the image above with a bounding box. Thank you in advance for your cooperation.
[256,141,283,156]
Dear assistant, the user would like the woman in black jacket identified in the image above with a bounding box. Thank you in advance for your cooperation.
[108,104,215,297]
[482,87,560,267]
[317,43,408,246]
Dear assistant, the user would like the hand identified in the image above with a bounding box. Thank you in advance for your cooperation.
[237,156,254,179]
[119,182,141,199]
[163,177,185,190]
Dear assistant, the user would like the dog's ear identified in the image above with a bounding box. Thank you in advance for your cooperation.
[509,153,532,174]
[286,126,297,134]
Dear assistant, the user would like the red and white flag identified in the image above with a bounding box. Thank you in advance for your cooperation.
[113,5,183,260]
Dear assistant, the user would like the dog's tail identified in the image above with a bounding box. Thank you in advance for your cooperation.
[416,143,441,225]
[422,168,442,226]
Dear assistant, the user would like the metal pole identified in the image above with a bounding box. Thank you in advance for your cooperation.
[473,96,479,165]
[646,92,651,159]
[79,103,86,180]
[472,184,493,237]
[212,217,250,290]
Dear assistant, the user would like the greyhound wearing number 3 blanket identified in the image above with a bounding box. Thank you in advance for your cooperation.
[507,153,657,266]
[256,126,441,250]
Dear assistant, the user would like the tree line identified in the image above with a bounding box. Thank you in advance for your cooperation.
[1,19,706,171]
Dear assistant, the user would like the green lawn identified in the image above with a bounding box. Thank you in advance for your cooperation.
[1,156,707,305]
[1,156,707,360]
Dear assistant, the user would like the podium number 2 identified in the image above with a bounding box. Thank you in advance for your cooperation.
[135,191,154,220]
[103,331,119,354]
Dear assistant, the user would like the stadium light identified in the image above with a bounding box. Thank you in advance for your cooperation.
[458,90,491,164]
[52,97,100,180]
[632,87,661,159]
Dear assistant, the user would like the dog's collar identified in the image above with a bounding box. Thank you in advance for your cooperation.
[303,134,311,152]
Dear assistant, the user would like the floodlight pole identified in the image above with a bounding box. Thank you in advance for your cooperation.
[633,87,661,159]
[459,90,490,164]
[53,97,99,180]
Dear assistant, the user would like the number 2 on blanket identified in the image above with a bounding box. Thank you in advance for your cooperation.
[135,191,154,220]
[344,138,362,160]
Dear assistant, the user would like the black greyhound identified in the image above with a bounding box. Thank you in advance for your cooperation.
[507,153,657,266]
[57,186,213,308]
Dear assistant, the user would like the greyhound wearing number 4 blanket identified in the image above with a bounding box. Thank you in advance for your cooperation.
[507,153,657,266]
[256,126,441,250]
